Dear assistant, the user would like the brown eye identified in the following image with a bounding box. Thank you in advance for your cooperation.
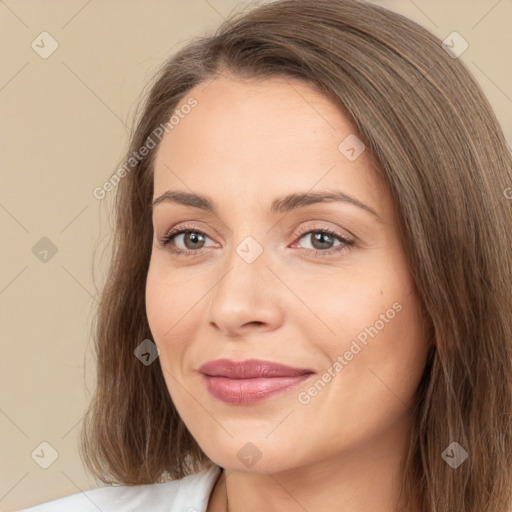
[160,226,213,255]
[304,231,338,250]
[292,226,355,258]
[175,231,207,250]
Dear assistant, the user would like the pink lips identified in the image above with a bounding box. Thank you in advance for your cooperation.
[198,358,314,405]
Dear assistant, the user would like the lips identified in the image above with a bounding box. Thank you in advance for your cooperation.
[198,358,315,405]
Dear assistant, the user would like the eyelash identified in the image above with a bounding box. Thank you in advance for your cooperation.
[158,223,355,258]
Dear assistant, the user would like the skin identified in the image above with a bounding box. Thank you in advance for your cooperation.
[145,72,430,512]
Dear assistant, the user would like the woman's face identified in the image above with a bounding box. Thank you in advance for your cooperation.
[146,73,430,474]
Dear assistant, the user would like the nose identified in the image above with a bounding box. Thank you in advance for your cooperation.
[207,245,284,338]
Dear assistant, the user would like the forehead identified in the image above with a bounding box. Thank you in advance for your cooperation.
[152,74,382,211]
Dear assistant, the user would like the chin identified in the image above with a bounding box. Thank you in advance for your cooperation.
[200,439,305,475]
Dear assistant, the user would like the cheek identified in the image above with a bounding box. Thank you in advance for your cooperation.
[145,263,191,358]
[145,269,189,402]
[145,260,210,372]
[300,254,427,389]
[300,287,428,452]
[319,282,428,418]
[145,268,169,342]
[292,268,403,356]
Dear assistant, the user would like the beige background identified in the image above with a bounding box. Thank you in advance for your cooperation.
[1,0,511,510]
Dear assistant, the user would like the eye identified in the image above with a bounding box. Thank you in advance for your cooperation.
[292,225,355,257]
[159,224,214,255]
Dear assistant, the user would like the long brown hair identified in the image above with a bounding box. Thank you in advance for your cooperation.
[80,1,512,510]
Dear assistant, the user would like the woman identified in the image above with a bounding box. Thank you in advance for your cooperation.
[18,0,512,511]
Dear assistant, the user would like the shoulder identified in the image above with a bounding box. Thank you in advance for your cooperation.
[16,464,222,512]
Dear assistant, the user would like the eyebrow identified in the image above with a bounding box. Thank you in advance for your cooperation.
[151,189,381,220]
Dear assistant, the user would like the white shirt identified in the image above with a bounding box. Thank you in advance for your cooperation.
[16,464,222,512]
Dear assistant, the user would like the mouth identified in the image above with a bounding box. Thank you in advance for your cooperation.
[198,358,315,405]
